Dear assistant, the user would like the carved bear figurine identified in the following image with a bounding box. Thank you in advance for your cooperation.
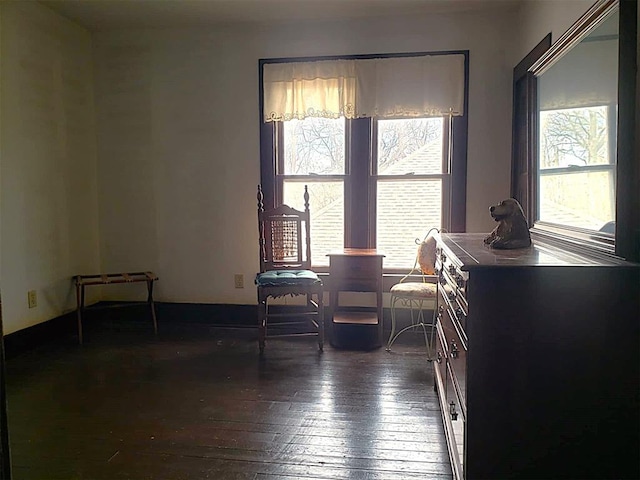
[484,198,532,249]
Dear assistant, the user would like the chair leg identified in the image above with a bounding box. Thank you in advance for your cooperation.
[387,295,436,356]
[317,290,324,352]
[427,303,438,362]
[386,295,399,351]
[415,299,433,360]
[258,294,267,354]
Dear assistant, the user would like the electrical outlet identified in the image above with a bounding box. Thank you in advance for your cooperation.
[234,274,244,289]
[27,290,37,308]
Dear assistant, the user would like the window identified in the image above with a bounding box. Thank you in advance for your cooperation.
[376,117,446,269]
[281,116,346,267]
[538,105,616,231]
[260,53,468,270]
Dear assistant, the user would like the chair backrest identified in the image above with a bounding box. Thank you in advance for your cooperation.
[417,228,439,275]
[257,185,312,273]
[400,227,440,283]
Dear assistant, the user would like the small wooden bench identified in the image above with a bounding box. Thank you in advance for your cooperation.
[74,272,158,344]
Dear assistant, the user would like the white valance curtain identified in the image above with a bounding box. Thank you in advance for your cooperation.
[263,54,465,122]
[537,39,618,111]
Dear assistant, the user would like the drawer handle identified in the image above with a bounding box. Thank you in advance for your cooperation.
[448,264,457,275]
[450,340,459,358]
[436,351,443,364]
[449,401,458,421]
[455,307,465,320]
[448,290,457,300]
[438,305,445,314]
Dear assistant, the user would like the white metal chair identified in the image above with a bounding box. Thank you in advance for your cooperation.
[386,228,439,357]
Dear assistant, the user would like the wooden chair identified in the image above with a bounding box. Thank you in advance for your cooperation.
[255,185,324,353]
[386,227,439,357]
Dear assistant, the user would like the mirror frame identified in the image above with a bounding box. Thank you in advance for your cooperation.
[527,0,638,261]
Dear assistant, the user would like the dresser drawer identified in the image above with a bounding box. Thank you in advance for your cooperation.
[444,264,467,300]
[446,364,465,479]
[452,300,468,332]
[332,278,378,292]
[438,291,467,409]
[436,245,468,307]
[434,321,448,388]
[330,255,381,280]
[438,266,468,309]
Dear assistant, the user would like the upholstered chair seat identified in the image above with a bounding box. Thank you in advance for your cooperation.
[389,282,437,297]
[255,270,322,287]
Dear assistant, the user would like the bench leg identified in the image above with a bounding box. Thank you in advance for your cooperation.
[76,283,84,345]
[147,280,158,335]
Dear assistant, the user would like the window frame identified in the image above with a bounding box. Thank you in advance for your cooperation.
[259,51,469,272]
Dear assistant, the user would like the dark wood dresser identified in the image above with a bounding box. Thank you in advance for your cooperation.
[433,233,639,479]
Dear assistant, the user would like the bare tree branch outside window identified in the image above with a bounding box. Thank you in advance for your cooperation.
[540,106,609,168]
[284,118,345,175]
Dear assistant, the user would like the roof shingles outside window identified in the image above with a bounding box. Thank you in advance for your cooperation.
[311,140,443,268]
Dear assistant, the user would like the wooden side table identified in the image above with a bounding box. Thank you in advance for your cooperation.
[327,249,384,349]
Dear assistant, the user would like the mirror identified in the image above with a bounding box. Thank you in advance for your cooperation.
[537,8,618,234]
[529,0,626,253]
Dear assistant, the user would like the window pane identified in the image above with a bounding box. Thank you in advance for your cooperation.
[377,117,443,175]
[283,117,346,175]
[539,106,615,231]
[377,179,442,269]
[540,106,612,168]
[539,170,615,230]
[283,181,344,267]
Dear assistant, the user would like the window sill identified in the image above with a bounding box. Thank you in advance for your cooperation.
[531,222,617,260]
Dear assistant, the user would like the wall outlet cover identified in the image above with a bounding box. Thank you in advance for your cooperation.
[28,290,37,308]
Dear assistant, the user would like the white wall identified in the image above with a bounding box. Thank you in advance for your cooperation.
[0,2,100,334]
[0,0,607,332]
[92,8,518,305]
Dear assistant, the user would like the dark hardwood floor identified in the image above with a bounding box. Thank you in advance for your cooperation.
[6,314,451,479]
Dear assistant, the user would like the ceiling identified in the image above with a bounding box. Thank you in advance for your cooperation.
[41,0,521,30]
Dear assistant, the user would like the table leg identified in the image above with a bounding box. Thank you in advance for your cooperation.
[376,288,384,346]
[329,288,338,343]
